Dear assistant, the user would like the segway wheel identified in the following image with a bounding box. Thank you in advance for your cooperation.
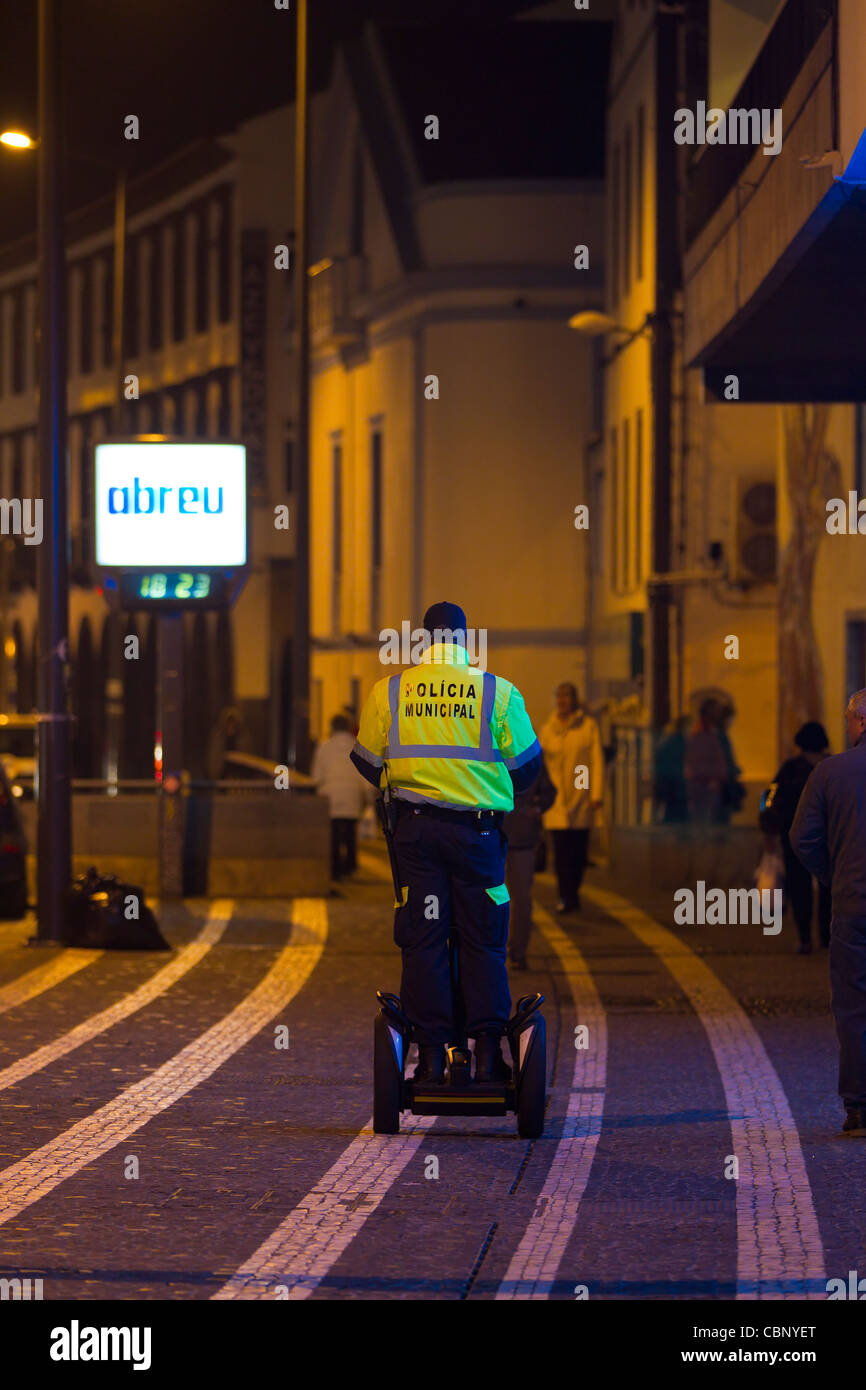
[516,1012,546,1139]
[373,1011,403,1134]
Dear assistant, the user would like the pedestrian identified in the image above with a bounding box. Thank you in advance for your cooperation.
[711,698,746,822]
[684,698,728,824]
[350,602,541,1084]
[207,705,251,781]
[544,694,604,913]
[653,714,691,823]
[540,682,583,770]
[760,721,831,954]
[790,689,866,1136]
[312,713,368,881]
[503,759,556,970]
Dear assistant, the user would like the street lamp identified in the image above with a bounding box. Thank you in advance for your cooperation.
[3,123,130,794]
[568,309,655,357]
[0,131,38,150]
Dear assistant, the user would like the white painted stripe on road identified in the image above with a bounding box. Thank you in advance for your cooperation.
[0,899,327,1229]
[0,948,103,1016]
[584,885,826,1300]
[211,850,441,1300]
[212,1115,438,1300]
[496,903,608,1300]
[217,864,609,1302]
[0,902,232,1091]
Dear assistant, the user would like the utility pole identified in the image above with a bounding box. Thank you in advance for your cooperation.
[35,0,71,941]
[648,3,680,733]
[290,0,311,772]
[104,165,127,793]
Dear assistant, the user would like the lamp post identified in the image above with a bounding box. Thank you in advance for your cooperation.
[290,0,312,773]
[35,0,71,941]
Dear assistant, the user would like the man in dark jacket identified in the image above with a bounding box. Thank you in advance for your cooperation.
[761,721,831,953]
[790,689,866,1135]
[503,760,556,970]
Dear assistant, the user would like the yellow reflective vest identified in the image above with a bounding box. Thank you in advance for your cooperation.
[353,642,540,812]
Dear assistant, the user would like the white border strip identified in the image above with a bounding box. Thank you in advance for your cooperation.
[584,885,826,1300]
[496,903,608,1298]
[0,899,326,1229]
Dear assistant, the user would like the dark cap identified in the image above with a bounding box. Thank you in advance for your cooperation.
[422,601,467,636]
[794,720,829,752]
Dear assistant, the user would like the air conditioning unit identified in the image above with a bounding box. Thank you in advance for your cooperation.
[731,477,777,585]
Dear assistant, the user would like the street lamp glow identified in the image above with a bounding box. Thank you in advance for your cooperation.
[0,130,36,149]
[568,310,630,337]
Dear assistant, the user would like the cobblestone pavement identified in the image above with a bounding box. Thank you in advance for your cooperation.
[0,850,862,1302]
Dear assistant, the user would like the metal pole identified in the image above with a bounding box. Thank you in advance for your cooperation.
[35,0,71,942]
[648,5,679,733]
[290,0,311,772]
[104,166,127,793]
[157,614,184,897]
[111,165,127,433]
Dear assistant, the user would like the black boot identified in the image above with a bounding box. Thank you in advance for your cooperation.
[413,1043,446,1083]
[473,1030,508,1083]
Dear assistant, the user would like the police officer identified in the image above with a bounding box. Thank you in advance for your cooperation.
[350,602,541,1085]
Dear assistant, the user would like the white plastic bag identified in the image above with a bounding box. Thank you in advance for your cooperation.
[755,850,785,896]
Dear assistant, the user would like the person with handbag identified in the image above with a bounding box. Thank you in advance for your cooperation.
[761,721,831,954]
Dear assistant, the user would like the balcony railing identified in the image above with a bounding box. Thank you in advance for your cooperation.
[685,0,838,246]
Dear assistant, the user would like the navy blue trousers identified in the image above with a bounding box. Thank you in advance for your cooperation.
[830,914,866,1107]
[392,806,512,1045]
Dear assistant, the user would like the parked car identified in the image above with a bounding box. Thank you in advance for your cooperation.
[0,758,28,918]
[0,713,37,801]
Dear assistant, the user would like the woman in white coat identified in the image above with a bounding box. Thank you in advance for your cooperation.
[541,684,604,913]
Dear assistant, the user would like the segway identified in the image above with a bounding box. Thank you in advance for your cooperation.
[373,930,547,1137]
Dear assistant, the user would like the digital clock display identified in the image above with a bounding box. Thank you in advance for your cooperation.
[119,571,228,608]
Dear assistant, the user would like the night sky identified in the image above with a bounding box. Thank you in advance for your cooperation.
[0,0,563,245]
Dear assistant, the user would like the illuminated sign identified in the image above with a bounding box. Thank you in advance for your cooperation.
[118,571,229,608]
[94,440,247,569]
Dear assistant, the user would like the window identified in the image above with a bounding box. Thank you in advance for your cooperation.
[284,423,294,491]
[194,380,208,437]
[11,433,22,498]
[371,424,383,629]
[331,434,343,633]
[609,426,618,594]
[10,287,24,393]
[216,186,232,324]
[171,215,186,342]
[149,230,163,351]
[636,106,645,282]
[124,236,139,358]
[623,126,632,296]
[79,260,93,374]
[218,372,232,438]
[101,251,113,368]
[611,145,620,306]
[635,408,644,584]
[622,417,631,590]
[194,202,208,334]
[28,283,37,390]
